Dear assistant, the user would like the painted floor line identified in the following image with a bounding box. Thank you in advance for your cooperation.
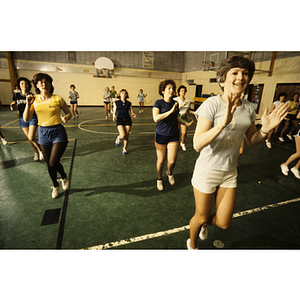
[82,197,300,250]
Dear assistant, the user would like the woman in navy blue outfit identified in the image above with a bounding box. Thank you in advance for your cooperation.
[153,79,194,191]
[113,89,136,155]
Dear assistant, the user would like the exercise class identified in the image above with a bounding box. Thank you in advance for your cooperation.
[1,5,299,294]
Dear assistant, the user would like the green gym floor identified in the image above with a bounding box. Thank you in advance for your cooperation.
[1,105,300,250]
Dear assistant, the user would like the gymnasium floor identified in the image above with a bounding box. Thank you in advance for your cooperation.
[1,105,300,250]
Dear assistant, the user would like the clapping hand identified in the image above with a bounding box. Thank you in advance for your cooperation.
[261,102,288,132]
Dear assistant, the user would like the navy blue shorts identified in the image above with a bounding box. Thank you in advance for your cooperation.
[155,132,179,146]
[286,114,297,121]
[116,118,132,127]
[70,101,78,105]
[38,124,68,146]
[19,117,38,128]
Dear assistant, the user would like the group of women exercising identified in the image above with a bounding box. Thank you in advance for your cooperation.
[8,55,292,249]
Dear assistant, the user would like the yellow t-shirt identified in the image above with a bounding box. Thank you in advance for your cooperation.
[33,94,66,126]
[287,101,299,115]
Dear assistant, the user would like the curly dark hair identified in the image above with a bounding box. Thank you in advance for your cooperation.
[177,85,187,95]
[216,55,255,91]
[158,79,176,97]
[32,73,54,94]
[17,77,32,92]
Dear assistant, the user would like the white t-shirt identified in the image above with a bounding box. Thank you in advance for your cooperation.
[174,96,190,115]
[192,95,256,172]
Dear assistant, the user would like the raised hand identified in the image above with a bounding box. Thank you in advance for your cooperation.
[220,93,241,127]
[26,94,35,106]
[261,102,288,132]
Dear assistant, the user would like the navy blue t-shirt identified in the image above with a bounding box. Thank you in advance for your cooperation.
[115,99,131,120]
[153,99,179,136]
[12,92,37,119]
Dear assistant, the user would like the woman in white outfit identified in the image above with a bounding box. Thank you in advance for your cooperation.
[187,55,288,250]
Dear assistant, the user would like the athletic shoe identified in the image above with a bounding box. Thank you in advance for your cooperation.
[157,179,163,191]
[60,175,70,190]
[278,137,284,142]
[51,184,60,199]
[76,115,79,118]
[199,224,208,240]
[166,171,175,185]
[115,136,120,147]
[122,148,127,155]
[1,138,7,145]
[287,134,293,140]
[180,142,186,151]
[39,151,44,161]
[34,153,39,161]
[186,238,198,250]
[291,167,300,179]
[280,164,289,176]
[265,140,272,149]
[73,116,76,119]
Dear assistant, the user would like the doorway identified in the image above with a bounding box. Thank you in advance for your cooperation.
[273,83,300,101]
[244,84,264,114]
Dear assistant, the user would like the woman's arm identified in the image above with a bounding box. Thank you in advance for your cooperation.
[152,102,178,122]
[113,102,117,121]
[193,116,225,152]
[177,117,194,127]
[130,103,136,118]
[60,101,72,123]
[23,95,35,122]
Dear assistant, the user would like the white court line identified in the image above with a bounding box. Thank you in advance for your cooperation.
[82,197,300,250]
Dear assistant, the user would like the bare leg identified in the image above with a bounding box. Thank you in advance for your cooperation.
[166,142,179,175]
[284,136,300,167]
[22,126,41,153]
[155,144,167,180]
[189,186,236,249]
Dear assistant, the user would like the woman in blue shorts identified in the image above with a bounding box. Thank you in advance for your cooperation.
[23,73,72,199]
[10,77,43,161]
[113,89,136,155]
[153,79,194,191]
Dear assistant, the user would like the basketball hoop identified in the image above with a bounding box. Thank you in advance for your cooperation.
[202,61,215,71]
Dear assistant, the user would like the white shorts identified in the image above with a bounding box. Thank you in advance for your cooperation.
[191,167,238,194]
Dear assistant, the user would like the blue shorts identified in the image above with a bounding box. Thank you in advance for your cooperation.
[286,114,297,121]
[38,124,68,146]
[19,117,38,128]
[70,101,78,105]
[116,118,132,126]
[155,132,179,146]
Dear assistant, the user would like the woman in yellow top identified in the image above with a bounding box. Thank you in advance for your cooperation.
[278,93,300,141]
[23,73,72,199]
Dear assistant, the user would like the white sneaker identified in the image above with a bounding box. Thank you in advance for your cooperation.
[39,151,44,161]
[186,238,198,250]
[122,148,127,155]
[280,164,289,176]
[115,136,120,147]
[60,175,70,190]
[180,142,186,151]
[199,224,208,240]
[157,180,163,191]
[166,171,175,185]
[265,140,272,149]
[34,153,39,161]
[287,134,293,140]
[278,137,284,142]
[291,167,300,179]
[51,184,60,199]
[1,138,7,145]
